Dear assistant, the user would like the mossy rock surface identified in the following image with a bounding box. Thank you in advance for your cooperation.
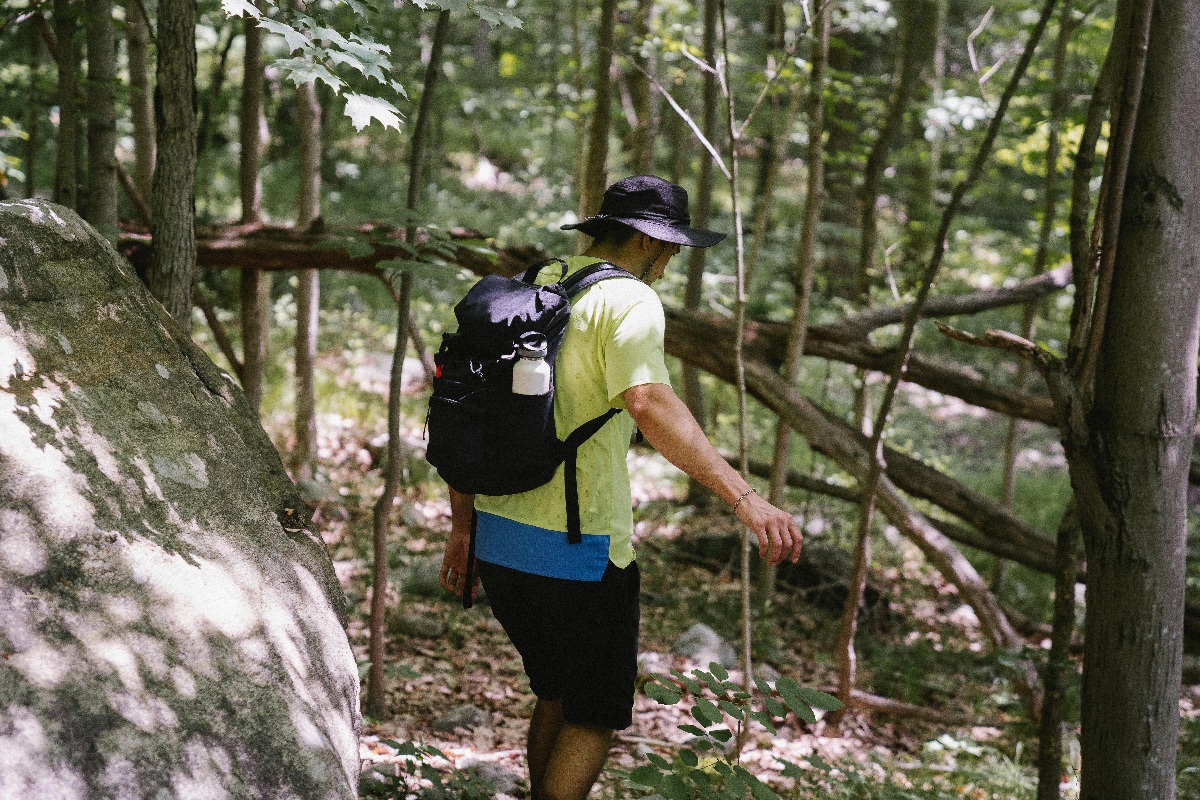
[0,200,360,799]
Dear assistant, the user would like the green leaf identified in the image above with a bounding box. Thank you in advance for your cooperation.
[709,727,733,743]
[679,724,708,737]
[629,765,661,787]
[645,680,682,706]
[671,668,702,696]
[749,709,777,734]
[710,662,729,681]
[647,753,670,769]
[798,687,845,712]
[717,699,743,719]
[258,18,311,53]
[344,92,402,131]
[221,0,260,18]
[691,698,722,726]
[275,57,344,92]
[754,676,775,695]
[775,677,816,723]
[764,696,786,717]
[662,773,690,800]
[677,748,698,768]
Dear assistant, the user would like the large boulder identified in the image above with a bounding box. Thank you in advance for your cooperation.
[0,200,360,799]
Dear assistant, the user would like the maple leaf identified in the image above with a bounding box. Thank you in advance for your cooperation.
[344,93,403,131]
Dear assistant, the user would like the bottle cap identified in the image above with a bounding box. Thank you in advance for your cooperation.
[517,333,548,359]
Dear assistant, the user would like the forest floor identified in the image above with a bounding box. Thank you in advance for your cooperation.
[288,414,1195,800]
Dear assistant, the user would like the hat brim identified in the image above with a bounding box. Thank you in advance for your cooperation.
[562,215,726,248]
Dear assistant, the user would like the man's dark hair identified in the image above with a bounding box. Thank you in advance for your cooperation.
[585,219,639,247]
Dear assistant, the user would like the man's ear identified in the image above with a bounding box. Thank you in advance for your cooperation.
[638,232,657,251]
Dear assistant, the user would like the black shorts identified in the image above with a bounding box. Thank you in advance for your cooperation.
[477,558,640,730]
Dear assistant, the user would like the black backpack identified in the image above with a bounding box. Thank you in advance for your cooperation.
[426,259,635,602]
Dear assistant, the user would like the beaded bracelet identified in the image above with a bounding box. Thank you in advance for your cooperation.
[731,487,757,513]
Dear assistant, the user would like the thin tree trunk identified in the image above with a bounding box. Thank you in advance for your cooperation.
[998,0,1072,597]
[149,0,197,329]
[856,0,931,298]
[125,0,154,199]
[53,0,81,211]
[292,74,322,479]
[1036,504,1080,800]
[760,0,831,605]
[366,274,413,719]
[627,0,656,174]
[85,0,118,241]
[240,268,271,412]
[570,0,586,246]
[578,0,616,220]
[834,0,1058,717]
[196,23,236,217]
[681,0,719,503]
[240,11,265,226]
[24,20,40,199]
[1074,1,1196,795]
[365,10,450,716]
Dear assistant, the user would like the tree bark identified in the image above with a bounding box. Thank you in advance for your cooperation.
[856,0,931,299]
[125,0,155,199]
[762,0,831,602]
[24,19,41,199]
[366,273,413,719]
[85,0,118,242]
[681,0,720,503]
[1037,504,1080,800]
[1075,1,1198,795]
[52,0,82,211]
[292,72,323,479]
[625,0,656,174]
[240,268,271,412]
[578,0,617,221]
[239,11,265,226]
[149,0,197,329]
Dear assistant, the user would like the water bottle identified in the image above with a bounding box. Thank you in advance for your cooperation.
[512,336,551,395]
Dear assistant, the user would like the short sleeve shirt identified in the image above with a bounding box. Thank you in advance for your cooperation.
[473,256,671,579]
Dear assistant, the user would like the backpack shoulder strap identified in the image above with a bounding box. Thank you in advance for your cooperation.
[520,258,569,285]
[560,262,636,297]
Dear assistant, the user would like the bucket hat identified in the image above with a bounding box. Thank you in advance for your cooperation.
[562,175,726,247]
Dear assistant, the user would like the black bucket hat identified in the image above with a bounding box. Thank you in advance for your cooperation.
[562,175,726,248]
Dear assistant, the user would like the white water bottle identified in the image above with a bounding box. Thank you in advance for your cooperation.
[512,337,551,395]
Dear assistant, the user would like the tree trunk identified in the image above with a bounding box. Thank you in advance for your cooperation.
[125,0,154,199]
[85,0,118,242]
[1036,504,1081,800]
[240,268,271,412]
[761,0,831,604]
[856,0,932,299]
[1075,2,1198,795]
[149,0,197,329]
[625,0,656,174]
[24,20,41,199]
[53,0,82,211]
[366,274,414,718]
[240,12,265,226]
[578,0,616,220]
[364,9,451,715]
[292,73,323,479]
[681,0,719,503]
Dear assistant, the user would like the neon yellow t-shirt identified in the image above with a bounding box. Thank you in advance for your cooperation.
[474,256,670,577]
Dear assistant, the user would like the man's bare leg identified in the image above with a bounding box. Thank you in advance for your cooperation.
[528,698,565,797]
[536,720,613,800]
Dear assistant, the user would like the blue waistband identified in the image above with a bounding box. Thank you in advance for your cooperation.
[475,511,610,581]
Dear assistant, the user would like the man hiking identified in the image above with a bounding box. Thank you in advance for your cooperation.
[440,175,803,800]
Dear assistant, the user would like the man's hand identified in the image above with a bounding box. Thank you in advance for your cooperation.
[440,529,479,601]
[440,488,479,602]
[734,490,803,565]
[623,383,803,565]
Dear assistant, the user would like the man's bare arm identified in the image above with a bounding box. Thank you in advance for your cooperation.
[440,487,478,599]
[622,382,802,565]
